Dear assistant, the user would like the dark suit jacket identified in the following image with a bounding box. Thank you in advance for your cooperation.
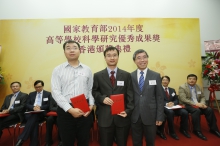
[49,95,58,112]
[163,87,179,106]
[131,69,164,125]
[92,68,134,127]
[26,90,51,116]
[1,92,28,122]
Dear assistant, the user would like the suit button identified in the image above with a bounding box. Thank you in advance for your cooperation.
[140,95,142,97]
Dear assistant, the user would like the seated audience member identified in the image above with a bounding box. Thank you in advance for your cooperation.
[0,81,28,138]
[178,74,220,140]
[15,80,51,146]
[45,95,62,146]
[157,76,190,140]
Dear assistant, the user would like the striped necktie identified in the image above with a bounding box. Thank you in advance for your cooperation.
[139,71,144,92]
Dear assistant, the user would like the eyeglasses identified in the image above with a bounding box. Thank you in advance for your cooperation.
[34,86,43,89]
[65,47,78,51]
[106,54,118,58]
[136,56,148,61]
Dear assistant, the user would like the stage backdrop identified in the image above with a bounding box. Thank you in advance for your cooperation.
[0,18,201,104]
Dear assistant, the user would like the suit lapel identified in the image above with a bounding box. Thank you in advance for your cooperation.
[142,69,152,93]
[185,83,191,98]
[115,69,123,88]
[132,70,140,92]
[168,88,172,100]
[102,68,112,88]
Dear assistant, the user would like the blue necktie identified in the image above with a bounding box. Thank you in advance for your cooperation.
[139,71,144,92]
[36,92,42,106]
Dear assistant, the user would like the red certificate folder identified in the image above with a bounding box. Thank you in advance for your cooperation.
[70,94,90,113]
[46,111,57,116]
[0,113,10,117]
[110,94,124,115]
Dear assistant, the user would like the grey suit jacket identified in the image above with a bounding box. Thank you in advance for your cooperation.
[1,91,28,122]
[131,69,164,125]
[178,83,206,106]
[92,68,134,127]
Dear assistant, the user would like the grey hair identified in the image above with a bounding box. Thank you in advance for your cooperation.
[132,49,149,61]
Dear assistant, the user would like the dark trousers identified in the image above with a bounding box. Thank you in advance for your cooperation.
[18,113,45,146]
[185,105,219,131]
[57,106,92,146]
[131,116,156,146]
[158,108,188,133]
[0,114,20,138]
[99,122,130,146]
[45,116,61,144]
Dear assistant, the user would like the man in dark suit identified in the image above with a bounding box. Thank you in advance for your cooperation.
[92,46,134,146]
[179,74,220,140]
[157,76,190,140]
[0,81,28,138]
[16,80,50,146]
[130,49,164,146]
[45,95,62,146]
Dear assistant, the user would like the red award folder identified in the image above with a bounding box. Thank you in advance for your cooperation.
[0,113,10,117]
[46,111,57,116]
[110,94,124,115]
[70,94,90,113]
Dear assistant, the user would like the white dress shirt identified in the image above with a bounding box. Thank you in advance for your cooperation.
[51,61,94,112]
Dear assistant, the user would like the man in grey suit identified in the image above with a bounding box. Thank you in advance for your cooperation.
[0,81,28,138]
[179,74,220,140]
[131,49,164,146]
[92,46,134,146]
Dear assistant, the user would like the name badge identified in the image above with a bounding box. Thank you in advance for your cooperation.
[43,98,48,101]
[149,80,156,85]
[15,100,20,104]
[172,92,175,96]
[197,91,201,94]
[117,81,124,86]
[78,72,85,76]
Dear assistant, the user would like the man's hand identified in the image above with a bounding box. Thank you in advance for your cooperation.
[33,105,41,111]
[103,97,114,105]
[195,103,207,108]
[156,121,163,126]
[83,105,93,117]
[1,109,9,114]
[68,108,84,118]
[118,111,127,117]
[167,102,174,107]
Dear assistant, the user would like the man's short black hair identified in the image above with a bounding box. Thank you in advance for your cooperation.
[187,74,197,80]
[103,46,119,57]
[161,76,170,82]
[10,81,21,87]
[34,80,44,86]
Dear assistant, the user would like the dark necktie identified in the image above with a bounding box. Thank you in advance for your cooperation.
[110,71,115,87]
[165,88,170,99]
[139,71,144,92]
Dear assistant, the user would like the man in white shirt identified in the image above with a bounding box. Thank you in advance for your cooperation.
[51,40,94,146]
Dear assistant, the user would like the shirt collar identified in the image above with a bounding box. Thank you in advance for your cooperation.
[137,68,148,75]
[13,91,20,97]
[107,67,118,75]
[64,61,83,68]
[162,86,168,90]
